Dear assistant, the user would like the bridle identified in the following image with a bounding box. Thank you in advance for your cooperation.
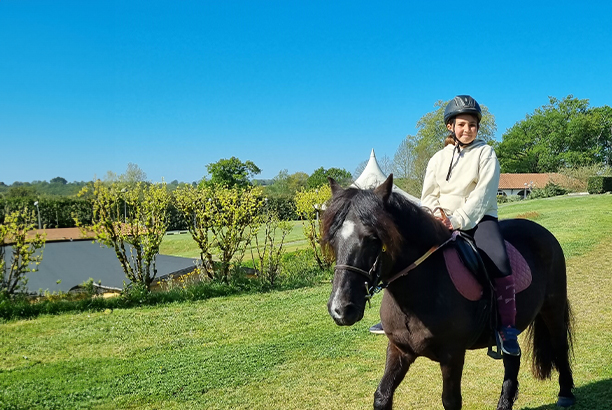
[334,252,384,307]
[333,231,460,306]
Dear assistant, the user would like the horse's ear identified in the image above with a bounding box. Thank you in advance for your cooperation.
[328,177,343,197]
[374,174,393,203]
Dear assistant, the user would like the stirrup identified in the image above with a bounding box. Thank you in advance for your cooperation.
[487,339,503,360]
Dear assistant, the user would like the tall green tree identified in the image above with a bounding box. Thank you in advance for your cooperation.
[264,170,309,198]
[392,99,496,196]
[204,157,261,188]
[50,177,68,185]
[287,172,308,191]
[496,96,612,173]
[265,169,291,197]
[306,167,352,189]
[119,163,148,185]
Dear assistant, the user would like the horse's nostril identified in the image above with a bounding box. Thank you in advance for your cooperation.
[329,302,363,326]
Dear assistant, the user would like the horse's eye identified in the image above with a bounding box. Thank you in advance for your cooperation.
[364,236,380,246]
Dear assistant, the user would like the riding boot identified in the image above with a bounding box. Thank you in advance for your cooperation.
[494,275,521,356]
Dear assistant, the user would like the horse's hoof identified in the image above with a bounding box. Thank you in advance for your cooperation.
[557,395,576,407]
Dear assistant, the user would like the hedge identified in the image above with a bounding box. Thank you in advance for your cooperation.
[0,197,93,228]
[0,195,298,231]
[587,176,612,194]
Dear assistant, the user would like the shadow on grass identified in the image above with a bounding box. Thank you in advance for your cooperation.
[520,378,612,410]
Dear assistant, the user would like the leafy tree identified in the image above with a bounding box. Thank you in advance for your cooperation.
[103,171,118,183]
[497,96,612,173]
[119,163,148,185]
[265,169,291,197]
[250,207,292,287]
[0,208,46,295]
[264,170,309,198]
[174,184,264,283]
[590,105,612,166]
[392,99,496,196]
[392,134,427,197]
[173,184,217,279]
[6,186,37,198]
[77,180,171,290]
[50,177,68,185]
[295,185,333,269]
[204,157,261,189]
[287,172,308,193]
[209,186,263,282]
[306,167,352,189]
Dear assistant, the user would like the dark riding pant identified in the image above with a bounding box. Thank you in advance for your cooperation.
[462,215,512,278]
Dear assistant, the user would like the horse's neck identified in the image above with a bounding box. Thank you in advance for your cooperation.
[401,206,449,247]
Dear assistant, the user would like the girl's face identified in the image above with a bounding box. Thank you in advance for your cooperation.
[447,114,479,145]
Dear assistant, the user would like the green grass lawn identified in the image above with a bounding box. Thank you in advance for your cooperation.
[159,220,309,259]
[1,194,611,409]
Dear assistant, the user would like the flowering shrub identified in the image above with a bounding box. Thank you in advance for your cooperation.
[0,208,46,295]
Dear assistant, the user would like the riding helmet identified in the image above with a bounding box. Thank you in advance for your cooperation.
[444,95,482,124]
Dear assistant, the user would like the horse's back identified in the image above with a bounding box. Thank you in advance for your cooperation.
[500,218,565,278]
[500,218,567,329]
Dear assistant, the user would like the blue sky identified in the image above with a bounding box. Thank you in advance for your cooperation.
[1,1,611,184]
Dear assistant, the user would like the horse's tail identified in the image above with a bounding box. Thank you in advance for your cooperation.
[526,298,574,380]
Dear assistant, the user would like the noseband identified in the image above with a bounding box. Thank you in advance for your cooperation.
[334,253,384,306]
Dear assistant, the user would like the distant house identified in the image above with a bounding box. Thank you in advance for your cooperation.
[498,173,564,198]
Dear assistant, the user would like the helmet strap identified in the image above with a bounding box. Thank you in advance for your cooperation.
[446,140,461,181]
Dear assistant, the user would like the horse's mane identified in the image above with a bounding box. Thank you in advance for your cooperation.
[321,187,450,261]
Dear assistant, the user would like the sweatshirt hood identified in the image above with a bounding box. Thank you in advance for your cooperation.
[444,139,487,181]
[445,138,487,151]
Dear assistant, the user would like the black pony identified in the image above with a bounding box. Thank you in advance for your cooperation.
[321,175,575,410]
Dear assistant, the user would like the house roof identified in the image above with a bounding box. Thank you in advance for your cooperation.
[498,173,563,190]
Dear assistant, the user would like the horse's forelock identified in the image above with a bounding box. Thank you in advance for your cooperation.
[321,188,405,260]
[321,187,359,251]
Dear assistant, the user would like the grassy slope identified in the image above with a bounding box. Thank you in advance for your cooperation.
[1,195,611,409]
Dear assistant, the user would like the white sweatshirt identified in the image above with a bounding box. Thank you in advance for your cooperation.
[420,139,500,231]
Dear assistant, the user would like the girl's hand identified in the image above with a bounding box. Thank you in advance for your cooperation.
[437,214,454,230]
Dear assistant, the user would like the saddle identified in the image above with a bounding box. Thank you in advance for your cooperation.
[443,232,532,359]
[444,232,532,302]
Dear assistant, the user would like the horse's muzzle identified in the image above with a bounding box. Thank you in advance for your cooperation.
[327,294,365,326]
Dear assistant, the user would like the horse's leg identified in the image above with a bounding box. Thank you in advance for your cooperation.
[374,343,415,410]
[497,354,520,410]
[439,350,466,410]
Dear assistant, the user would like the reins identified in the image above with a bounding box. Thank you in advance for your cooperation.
[334,230,460,305]
[385,230,459,285]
